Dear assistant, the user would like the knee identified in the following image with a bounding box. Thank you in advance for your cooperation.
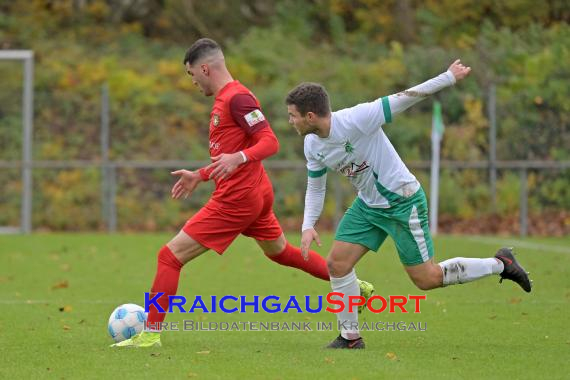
[260,234,287,256]
[264,241,287,256]
[166,234,206,265]
[158,246,184,269]
[327,257,352,278]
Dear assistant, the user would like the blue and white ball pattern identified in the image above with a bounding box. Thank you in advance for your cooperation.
[108,303,147,342]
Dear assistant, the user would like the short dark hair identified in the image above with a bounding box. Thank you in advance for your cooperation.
[285,82,331,117]
[183,38,221,65]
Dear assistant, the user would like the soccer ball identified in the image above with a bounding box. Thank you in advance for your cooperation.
[107,303,147,342]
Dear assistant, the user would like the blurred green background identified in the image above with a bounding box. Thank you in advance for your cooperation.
[0,0,568,233]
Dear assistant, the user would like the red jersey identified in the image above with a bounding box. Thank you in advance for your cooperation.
[200,80,277,205]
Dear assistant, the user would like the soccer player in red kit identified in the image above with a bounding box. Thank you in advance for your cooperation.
[112,38,374,348]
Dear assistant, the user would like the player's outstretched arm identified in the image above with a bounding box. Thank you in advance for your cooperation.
[387,59,471,117]
[346,60,471,136]
[170,169,202,199]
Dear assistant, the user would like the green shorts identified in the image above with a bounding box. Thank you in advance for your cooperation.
[335,188,434,266]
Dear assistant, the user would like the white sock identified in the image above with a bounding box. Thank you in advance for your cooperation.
[330,269,360,340]
[439,257,504,286]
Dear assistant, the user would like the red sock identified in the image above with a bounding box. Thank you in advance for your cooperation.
[146,246,183,331]
[265,242,329,281]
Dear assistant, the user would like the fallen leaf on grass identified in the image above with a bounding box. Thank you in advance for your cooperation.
[52,280,69,290]
[386,352,398,361]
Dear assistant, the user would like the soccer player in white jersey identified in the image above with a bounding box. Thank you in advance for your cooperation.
[286,59,532,349]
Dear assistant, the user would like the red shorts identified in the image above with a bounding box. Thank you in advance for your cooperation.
[182,183,283,254]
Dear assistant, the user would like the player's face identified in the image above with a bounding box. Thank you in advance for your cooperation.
[185,62,214,96]
[287,105,317,136]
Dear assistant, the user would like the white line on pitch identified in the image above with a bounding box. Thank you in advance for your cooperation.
[455,236,570,254]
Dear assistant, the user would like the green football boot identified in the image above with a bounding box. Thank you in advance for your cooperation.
[110,331,162,348]
[357,279,375,315]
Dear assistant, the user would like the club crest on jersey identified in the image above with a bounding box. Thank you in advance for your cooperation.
[212,114,220,127]
[344,140,354,154]
[244,109,265,127]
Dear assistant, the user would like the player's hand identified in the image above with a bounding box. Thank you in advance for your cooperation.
[300,228,322,261]
[448,59,471,81]
[170,169,202,199]
[205,152,245,180]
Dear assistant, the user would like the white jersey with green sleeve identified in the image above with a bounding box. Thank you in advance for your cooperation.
[302,70,456,231]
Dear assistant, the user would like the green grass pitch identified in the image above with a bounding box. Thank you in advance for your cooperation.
[1,233,569,379]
